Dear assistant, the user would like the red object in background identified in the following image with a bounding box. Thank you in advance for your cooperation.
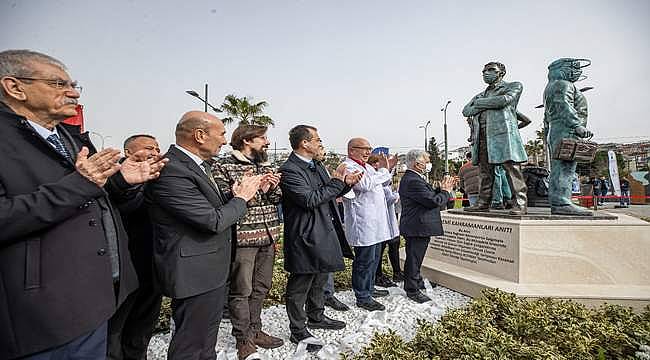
[63,104,84,131]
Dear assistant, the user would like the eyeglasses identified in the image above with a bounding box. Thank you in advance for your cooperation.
[14,77,83,93]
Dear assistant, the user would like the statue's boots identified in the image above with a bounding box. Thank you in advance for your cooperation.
[465,203,490,212]
[509,206,527,216]
[551,204,592,216]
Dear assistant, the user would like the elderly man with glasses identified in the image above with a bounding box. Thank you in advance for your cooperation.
[0,49,166,359]
[342,137,398,311]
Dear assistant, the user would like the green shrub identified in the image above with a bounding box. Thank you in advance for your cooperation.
[347,289,650,360]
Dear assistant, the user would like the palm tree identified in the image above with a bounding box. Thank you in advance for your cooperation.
[220,94,274,126]
[525,139,544,166]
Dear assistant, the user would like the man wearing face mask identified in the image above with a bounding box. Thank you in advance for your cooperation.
[462,62,528,215]
[543,58,594,216]
[398,150,454,303]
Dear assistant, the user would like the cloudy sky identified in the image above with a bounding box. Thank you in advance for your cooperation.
[1,0,648,154]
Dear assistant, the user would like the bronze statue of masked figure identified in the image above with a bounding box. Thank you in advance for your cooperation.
[462,62,528,215]
[543,58,593,216]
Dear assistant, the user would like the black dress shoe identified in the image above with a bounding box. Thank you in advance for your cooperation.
[356,299,386,311]
[407,290,431,303]
[417,280,438,290]
[307,315,346,330]
[375,275,397,288]
[290,332,323,353]
[372,288,389,297]
[324,295,350,311]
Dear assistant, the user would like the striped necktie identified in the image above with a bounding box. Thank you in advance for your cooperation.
[46,134,73,163]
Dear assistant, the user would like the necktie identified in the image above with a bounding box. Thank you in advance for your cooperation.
[47,134,73,163]
[201,161,219,188]
[308,161,316,170]
[202,160,228,202]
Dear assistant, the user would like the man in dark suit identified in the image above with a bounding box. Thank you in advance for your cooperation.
[0,50,166,359]
[279,125,362,353]
[146,111,261,360]
[108,134,164,360]
[398,149,454,303]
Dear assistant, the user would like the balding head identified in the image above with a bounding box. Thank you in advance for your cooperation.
[175,111,227,160]
[347,137,372,162]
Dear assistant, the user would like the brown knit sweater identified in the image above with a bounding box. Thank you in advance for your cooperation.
[212,150,282,247]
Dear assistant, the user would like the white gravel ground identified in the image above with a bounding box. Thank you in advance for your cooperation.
[147,281,470,359]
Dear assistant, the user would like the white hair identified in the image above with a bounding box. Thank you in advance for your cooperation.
[0,50,67,100]
[405,149,428,168]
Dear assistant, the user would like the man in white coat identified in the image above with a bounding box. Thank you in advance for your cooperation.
[343,138,397,311]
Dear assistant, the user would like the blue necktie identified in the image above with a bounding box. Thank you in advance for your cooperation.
[47,134,73,163]
[308,161,316,170]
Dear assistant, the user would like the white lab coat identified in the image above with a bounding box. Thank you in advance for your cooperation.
[342,158,393,247]
[383,184,400,239]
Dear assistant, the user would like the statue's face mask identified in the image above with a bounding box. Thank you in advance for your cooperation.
[482,64,503,85]
[548,58,591,82]
[569,59,591,82]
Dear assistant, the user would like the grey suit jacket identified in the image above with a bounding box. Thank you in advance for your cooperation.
[145,145,247,298]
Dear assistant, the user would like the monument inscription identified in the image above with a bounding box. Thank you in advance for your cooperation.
[430,217,519,281]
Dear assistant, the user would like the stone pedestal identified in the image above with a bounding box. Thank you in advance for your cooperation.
[412,208,650,310]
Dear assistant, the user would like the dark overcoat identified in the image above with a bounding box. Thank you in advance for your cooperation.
[398,170,450,237]
[279,153,353,274]
[0,103,138,359]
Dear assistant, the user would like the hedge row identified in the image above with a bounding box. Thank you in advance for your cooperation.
[343,289,650,360]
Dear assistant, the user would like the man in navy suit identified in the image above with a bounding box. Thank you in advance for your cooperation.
[398,149,454,303]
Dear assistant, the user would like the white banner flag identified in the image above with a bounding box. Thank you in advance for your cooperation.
[607,150,621,196]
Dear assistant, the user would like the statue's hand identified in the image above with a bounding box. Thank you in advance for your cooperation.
[575,126,592,138]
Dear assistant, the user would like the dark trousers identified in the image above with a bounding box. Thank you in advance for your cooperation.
[285,273,327,336]
[169,286,225,360]
[620,190,630,206]
[404,236,430,294]
[477,121,527,208]
[20,321,108,360]
[375,237,401,277]
[600,189,608,205]
[352,243,382,302]
[229,244,275,342]
[107,283,162,360]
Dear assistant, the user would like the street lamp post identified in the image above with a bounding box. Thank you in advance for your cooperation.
[185,84,222,113]
[90,131,111,150]
[419,120,431,151]
[441,100,451,174]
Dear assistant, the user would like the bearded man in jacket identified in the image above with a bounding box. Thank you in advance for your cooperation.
[212,125,284,359]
